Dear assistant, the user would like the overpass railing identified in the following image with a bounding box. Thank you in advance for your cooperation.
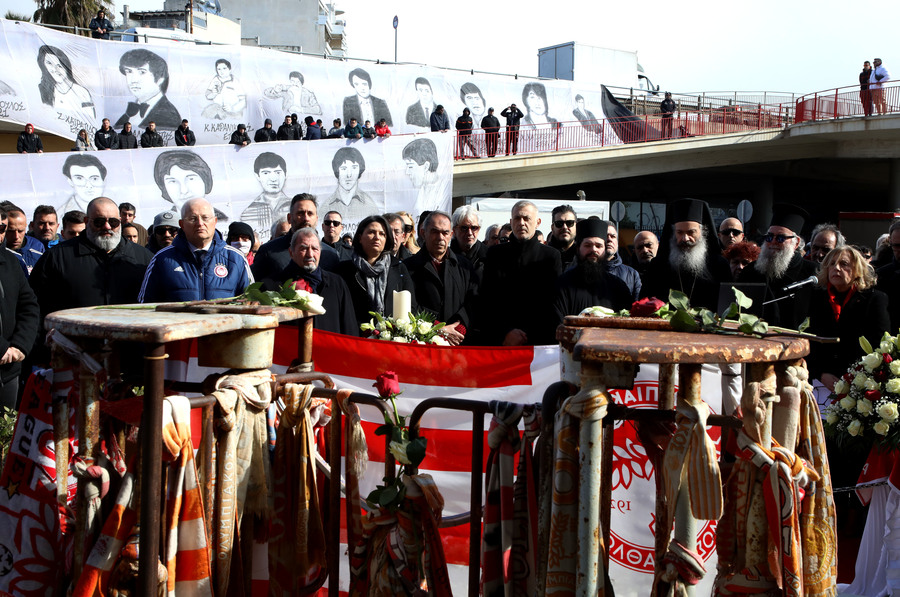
[795,80,900,122]
[451,103,790,160]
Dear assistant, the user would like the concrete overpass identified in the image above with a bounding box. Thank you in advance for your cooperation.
[452,114,900,237]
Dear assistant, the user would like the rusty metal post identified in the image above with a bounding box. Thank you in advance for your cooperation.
[654,364,677,573]
[138,342,166,597]
[51,346,74,511]
[72,345,101,578]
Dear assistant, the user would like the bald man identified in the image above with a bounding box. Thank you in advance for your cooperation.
[31,197,153,318]
[632,230,658,275]
[140,198,252,303]
[717,217,744,250]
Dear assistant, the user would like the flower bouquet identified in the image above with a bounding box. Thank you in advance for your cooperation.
[360,311,450,345]
[824,332,900,448]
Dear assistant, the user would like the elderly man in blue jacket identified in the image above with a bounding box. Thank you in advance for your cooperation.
[139,198,252,303]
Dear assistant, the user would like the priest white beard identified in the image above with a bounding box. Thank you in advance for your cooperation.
[669,235,709,279]
[754,243,794,280]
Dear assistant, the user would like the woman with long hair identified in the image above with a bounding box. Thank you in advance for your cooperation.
[396,210,420,255]
[37,45,95,119]
[335,215,416,326]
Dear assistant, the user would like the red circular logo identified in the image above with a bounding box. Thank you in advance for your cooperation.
[607,379,719,573]
[214,264,228,278]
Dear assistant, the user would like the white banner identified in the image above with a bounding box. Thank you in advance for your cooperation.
[0,132,453,241]
[0,19,621,147]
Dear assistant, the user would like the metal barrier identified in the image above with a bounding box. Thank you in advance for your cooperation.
[795,80,900,122]
[451,103,791,160]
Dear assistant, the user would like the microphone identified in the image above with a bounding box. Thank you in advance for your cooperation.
[782,275,818,292]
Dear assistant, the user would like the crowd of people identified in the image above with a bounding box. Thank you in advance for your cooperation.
[1,193,898,408]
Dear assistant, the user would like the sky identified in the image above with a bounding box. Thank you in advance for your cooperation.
[6,0,895,98]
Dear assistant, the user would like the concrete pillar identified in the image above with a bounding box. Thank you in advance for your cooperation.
[888,159,900,211]
[748,178,774,236]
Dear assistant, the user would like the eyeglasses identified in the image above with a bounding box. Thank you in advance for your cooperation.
[184,215,213,224]
[0,224,7,234]
[91,217,121,229]
[403,224,414,234]
[553,219,576,228]
[323,219,342,227]
[719,228,743,237]
[498,237,510,244]
[764,233,797,244]
[155,226,178,236]
[457,225,481,233]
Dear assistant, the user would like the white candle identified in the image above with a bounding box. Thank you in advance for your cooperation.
[393,290,411,320]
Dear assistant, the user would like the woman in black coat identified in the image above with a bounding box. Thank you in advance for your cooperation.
[806,246,890,390]
[335,215,416,326]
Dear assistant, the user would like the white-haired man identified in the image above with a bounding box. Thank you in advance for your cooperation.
[450,204,488,278]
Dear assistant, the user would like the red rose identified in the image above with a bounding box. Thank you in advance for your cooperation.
[866,389,882,402]
[374,371,400,397]
[885,353,894,365]
[631,297,666,318]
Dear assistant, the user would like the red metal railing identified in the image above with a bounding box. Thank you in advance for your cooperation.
[451,104,790,160]
[794,80,900,122]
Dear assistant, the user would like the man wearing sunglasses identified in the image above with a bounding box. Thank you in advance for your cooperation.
[320,210,352,262]
[547,204,578,269]
[717,218,744,250]
[30,197,152,321]
[739,204,817,329]
[450,205,488,279]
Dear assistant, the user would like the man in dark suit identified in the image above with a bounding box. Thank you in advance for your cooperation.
[405,77,437,128]
[342,68,392,128]
[115,49,181,130]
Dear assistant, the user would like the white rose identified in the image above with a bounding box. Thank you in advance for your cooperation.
[848,419,863,436]
[429,335,449,346]
[878,402,900,422]
[865,378,880,391]
[417,320,433,335]
[857,398,874,416]
[863,352,883,371]
[840,396,857,411]
[381,331,392,341]
[887,378,900,394]
[882,340,896,354]
[875,420,891,436]
[834,379,850,395]
[853,372,868,389]
[388,440,411,465]
[826,412,839,425]
[376,321,387,332]
[891,361,900,377]
[391,336,408,343]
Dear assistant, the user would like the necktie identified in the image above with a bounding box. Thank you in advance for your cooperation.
[195,250,207,266]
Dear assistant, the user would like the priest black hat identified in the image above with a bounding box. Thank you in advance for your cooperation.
[575,217,611,245]
[668,198,707,224]
[769,204,808,235]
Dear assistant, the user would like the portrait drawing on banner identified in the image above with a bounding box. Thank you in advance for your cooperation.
[402,138,443,215]
[202,58,247,120]
[319,146,378,231]
[60,153,107,214]
[115,48,182,130]
[240,151,292,242]
[342,68,393,128]
[572,93,600,131]
[153,150,229,223]
[405,77,437,128]
[37,45,95,120]
[459,82,487,129]
[263,71,321,115]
